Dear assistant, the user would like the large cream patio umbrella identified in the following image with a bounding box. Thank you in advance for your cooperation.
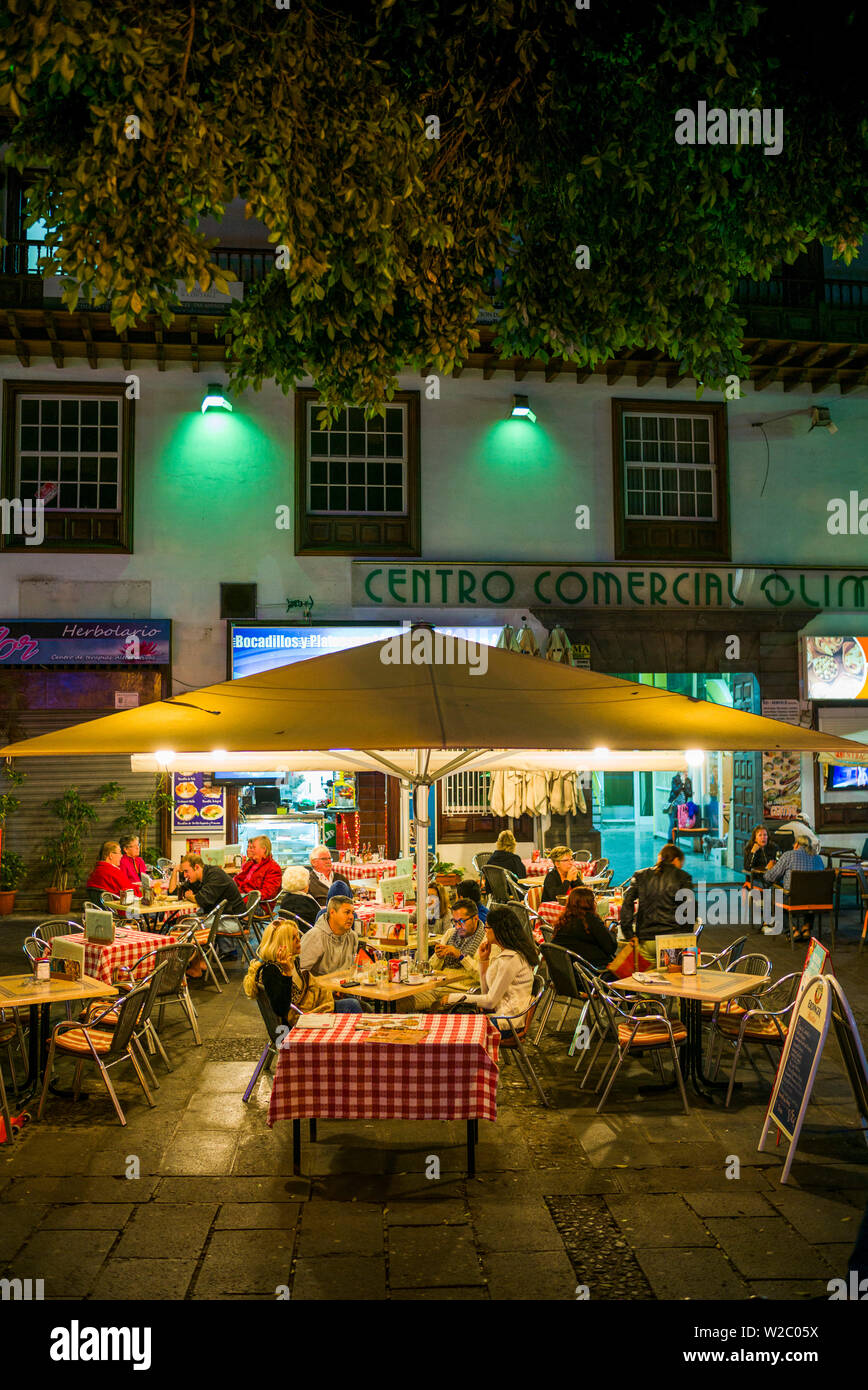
[3,627,866,962]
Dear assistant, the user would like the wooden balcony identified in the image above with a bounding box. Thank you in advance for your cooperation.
[1,244,867,394]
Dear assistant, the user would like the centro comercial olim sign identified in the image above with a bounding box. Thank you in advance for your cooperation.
[352,564,868,611]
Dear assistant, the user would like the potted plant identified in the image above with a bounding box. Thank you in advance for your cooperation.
[431,857,464,887]
[41,786,100,914]
[0,764,26,910]
[0,850,26,914]
[107,774,173,860]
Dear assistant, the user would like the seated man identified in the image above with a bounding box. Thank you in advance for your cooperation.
[86,840,142,904]
[234,834,283,904]
[298,895,359,977]
[170,853,245,916]
[763,834,825,940]
[410,897,486,1011]
[305,845,335,906]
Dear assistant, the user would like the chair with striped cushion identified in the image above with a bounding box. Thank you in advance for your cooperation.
[702,950,770,1065]
[34,918,81,944]
[709,972,802,1106]
[179,902,227,990]
[590,977,689,1114]
[217,890,261,963]
[37,969,166,1126]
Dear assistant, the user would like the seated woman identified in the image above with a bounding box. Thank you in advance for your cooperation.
[486,829,526,882]
[540,845,581,903]
[119,834,148,885]
[444,905,538,1028]
[279,865,322,930]
[743,824,777,874]
[551,886,617,973]
[243,918,363,1020]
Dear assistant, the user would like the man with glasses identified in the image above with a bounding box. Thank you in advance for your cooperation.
[409,898,486,1011]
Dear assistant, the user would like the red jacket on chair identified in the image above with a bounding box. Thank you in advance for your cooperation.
[86,860,142,898]
[234,855,282,903]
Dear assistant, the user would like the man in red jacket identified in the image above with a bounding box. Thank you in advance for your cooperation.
[86,840,142,902]
[235,835,282,903]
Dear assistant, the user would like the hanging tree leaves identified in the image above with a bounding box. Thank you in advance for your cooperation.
[0,0,865,411]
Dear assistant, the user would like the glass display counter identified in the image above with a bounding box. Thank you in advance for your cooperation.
[238,812,325,866]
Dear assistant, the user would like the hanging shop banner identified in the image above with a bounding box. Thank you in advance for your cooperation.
[173,771,225,832]
[0,620,170,665]
[353,563,868,612]
[803,636,868,700]
[760,701,803,820]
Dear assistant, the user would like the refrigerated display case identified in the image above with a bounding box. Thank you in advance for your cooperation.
[236,811,325,867]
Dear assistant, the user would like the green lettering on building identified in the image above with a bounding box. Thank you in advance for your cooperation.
[761,574,795,607]
[534,570,552,604]
[673,572,691,605]
[411,569,430,604]
[593,572,622,606]
[704,573,722,607]
[388,568,407,603]
[365,568,383,603]
[554,570,588,605]
[649,572,668,605]
[481,570,515,603]
[458,570,477,604]
[837,575,868,608]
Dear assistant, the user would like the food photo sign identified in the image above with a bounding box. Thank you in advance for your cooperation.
[804,635,868,700]
[172,771,225,832]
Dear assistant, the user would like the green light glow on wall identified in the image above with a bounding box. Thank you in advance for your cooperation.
[479,418,556,479]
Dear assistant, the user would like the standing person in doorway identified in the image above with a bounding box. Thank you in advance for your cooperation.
[664,774,687,844]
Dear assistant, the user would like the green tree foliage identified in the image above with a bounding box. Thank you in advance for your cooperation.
[1,0,865,409]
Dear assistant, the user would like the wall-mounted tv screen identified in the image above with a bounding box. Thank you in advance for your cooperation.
[826,763,868,790]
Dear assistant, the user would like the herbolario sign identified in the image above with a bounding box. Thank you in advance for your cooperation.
[353,564,868,611]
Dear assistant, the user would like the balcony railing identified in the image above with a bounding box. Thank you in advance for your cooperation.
[3,237,868,333]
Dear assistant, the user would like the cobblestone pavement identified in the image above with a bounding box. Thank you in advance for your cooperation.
[2,915,866,1301]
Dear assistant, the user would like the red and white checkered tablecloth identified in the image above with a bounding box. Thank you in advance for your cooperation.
[268,1012,500,1125]
[522,859,552,877]
[49,927,175,985]
[536,901,566,928]
[335,860,398,881]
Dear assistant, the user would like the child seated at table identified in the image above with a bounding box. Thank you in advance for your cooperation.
[243,920,363,1021]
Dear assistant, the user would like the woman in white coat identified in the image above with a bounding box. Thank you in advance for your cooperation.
[445,906,539,1027]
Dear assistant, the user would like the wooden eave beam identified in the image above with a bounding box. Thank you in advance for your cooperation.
[513,364,528,381]
[605,361,625,386]
[43,311,63,368]
[839,368,868,397]
[783,371,807,393]
[482,354,499,380]
[575,369,591,384]
[6,310,29,367]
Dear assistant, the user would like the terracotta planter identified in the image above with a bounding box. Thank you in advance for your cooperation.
[435,873,461,887]
[46,889,74,915]
[0,890,17,915]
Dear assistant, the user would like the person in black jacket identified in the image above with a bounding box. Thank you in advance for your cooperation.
[486,829,526,881]
[552,887,618,972]
[170,855,245,914]
[619,843,694,942]
[743,824,777,873]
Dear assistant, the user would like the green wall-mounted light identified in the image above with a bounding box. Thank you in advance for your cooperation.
[510,393,537,423]
[201,383,233,414]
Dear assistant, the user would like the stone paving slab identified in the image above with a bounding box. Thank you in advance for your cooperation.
[89,1258,198,1301]
[385,1198,469,1225]
[388,1225,486,1288]
[483,1248,576,1300]
[1,1176,158,1203]
[193,1229,295,1297]
[41,1203,134,1229]
[291,1255,386,1300]
[11,1229,115,1299]
[392,1285,490,1300]
[704,1217,842,1280]
[682,1191,777,1218]
[468,1197,564,1253]
[215,1202,302,1229]
[113,1202,218,1259]
[635,1247,750,1301]
[297,1200,384,1257]
[154,1175,309,1203]
[766,1189,864,1244]
[158,1128,238,1174]
[605,1195,715,1247]
[0,1204,48,1261]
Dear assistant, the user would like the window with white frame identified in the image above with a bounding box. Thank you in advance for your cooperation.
[623,411,715,520]
[307,402,407,515]
[443,770,492,816]
[16,395,121,511]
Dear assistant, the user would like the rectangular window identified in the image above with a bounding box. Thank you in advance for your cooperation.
[294,389,420,555]
[307,402,407,516]
[443,770,492,816]
[2,382,134,553]
[612,399,729,561]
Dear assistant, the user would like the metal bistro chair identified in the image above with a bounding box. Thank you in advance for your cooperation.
[243,988,303,1103]
[34,918,81,944]
[699,935,748,973]
[156,858,174,875]
[703,951,771,1070]
[572,959,624,1088]
[482,862,526,905]
[0,1005,28,1108]
[471,852,492,876]
[109,940,203,1055]
[217,890,262,963]
[710,971,802,1107]
[591,976,690,1115]
[23,936,50,968]
[781,869,837,950]
[833,859,866,937]
[180,902,228,991]
[38,970,166,1127]
[489,974,550,1107]
[534,943,592,1046]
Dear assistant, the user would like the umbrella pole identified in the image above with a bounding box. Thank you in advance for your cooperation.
[414,755,430,969]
